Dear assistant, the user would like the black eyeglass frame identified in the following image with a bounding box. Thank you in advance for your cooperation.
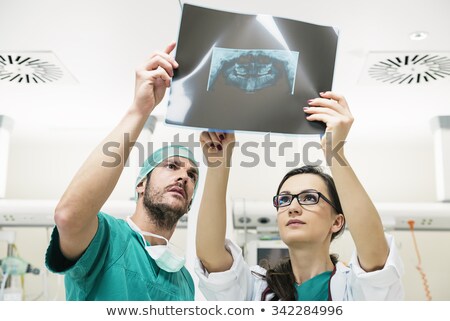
[273,190,339,213]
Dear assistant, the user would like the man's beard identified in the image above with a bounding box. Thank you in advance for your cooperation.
[143,182,188,230]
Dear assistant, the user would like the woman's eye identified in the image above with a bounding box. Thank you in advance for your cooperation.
[303,193,318,202]
[278,195,291,205]
[167,163,177,169]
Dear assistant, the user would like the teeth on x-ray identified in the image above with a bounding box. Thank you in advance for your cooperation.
[207,48,299,94]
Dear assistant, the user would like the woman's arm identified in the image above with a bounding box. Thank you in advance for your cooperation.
[196,132,235,273]
[304,92,389,272]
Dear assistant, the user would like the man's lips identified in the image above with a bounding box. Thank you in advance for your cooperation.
[287,219,306,226]
[167,185,186,199]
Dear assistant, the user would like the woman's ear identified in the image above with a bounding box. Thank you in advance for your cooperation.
[331,213,345,233]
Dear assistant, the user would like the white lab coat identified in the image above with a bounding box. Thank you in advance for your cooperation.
[195,234,404,300]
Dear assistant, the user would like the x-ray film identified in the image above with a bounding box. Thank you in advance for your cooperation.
[166,4,339,136]
[207,48,299,95]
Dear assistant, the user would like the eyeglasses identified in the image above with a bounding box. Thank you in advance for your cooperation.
[273,190,339,212]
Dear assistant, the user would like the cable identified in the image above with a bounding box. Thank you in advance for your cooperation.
[177,0,183,10]
[0,272,9,300]
[407,220,432,300]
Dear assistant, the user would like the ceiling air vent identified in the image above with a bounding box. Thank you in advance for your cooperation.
[0,51,76,85]
[360,52,450,85]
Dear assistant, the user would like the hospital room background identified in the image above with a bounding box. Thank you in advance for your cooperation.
[1,0,450,301]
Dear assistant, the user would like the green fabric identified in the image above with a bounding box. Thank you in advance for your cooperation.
[295,271,332,301]
[45,212,194,301]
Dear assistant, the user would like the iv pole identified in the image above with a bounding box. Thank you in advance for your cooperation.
[0,231,16,289]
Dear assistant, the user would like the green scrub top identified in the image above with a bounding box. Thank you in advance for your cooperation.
[295,270,332,301]
[45,212,194,301]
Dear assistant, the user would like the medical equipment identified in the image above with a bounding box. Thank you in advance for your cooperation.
[0,199,188,228]
[431,115,450,202]
[1,256,40,276]
[0,115,14,198]
[408,220,432,300]
[245,239,288,267]
[232,199,450,231]
[0,230,40,301]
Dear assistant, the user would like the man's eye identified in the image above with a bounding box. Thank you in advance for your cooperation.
[167,163,177,169]
[188,172,197,181]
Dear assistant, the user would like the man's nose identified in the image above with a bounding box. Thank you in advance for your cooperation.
[177,172,188,185]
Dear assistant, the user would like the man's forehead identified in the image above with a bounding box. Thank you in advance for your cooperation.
[161,156,198,168]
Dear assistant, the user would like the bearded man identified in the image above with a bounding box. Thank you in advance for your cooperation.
[45,43,199,301]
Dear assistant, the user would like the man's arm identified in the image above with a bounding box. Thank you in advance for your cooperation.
[54,43,179,260]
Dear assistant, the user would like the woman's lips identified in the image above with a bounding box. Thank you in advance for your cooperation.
[287,219,306,226]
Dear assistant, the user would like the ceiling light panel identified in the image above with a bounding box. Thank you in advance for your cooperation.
[0,51,77,85]
[360,52,450,85]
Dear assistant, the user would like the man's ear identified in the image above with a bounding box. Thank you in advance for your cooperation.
[136,180,146,197]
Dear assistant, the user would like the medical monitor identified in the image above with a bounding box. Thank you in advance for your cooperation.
[245,239,289,267]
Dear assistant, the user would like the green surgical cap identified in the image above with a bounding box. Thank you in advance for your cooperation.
[135,145,198,201]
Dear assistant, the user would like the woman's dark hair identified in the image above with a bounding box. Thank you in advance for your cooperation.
[258,165,346,301]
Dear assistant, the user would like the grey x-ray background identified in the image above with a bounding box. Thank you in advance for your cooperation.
[166,4,339,135]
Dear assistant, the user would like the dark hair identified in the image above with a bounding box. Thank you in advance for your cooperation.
[260,165,346,301]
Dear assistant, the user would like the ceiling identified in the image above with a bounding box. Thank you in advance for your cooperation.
[1,0,450,171]
[1,0,449,140]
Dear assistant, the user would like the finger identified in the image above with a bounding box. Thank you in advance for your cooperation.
[223,132,235,141]
[200,131,212,144]
[303,106,340,117]
[164,42,176,55]
[142,56,175,76]
[216,132,226,142]
[307,97,345,114]
[208,132,222,150]
[142,68,172,87]
[319,91,349,109]
[162,43,179,69]
[209,131,222,142]
[305,112,333,124]
[200,131,218,150]
[147,51,178,70]
[213,132,236,147]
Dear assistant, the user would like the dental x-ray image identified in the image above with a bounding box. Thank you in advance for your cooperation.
[207,48,299,95]
[166,4,339,136]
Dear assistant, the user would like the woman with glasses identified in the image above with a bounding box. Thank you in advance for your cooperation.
[195,91,404,300]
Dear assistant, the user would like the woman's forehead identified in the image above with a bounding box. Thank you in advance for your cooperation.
[280,173,327,192]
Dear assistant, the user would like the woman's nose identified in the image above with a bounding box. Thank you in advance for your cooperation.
[288,197,303,216]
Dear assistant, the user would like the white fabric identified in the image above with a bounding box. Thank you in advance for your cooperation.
[194,234,404,301]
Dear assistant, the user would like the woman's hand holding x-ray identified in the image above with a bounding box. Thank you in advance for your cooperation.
[199,131,236,168]
[303,91,354,162]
